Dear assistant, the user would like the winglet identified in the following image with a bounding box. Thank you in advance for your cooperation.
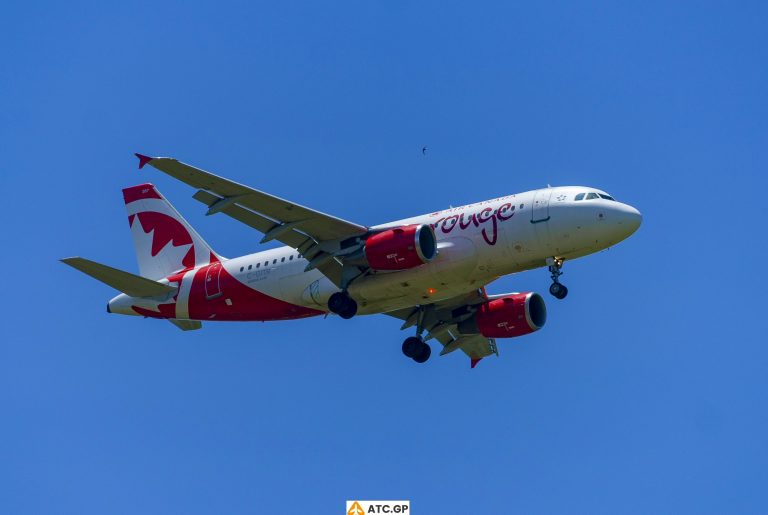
[471,358,483,369]
[135,153,154,169]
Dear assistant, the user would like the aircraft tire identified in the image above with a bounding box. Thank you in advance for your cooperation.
[338,299,358,319]
[549,283,568,299]
[329,292,358,318]
[402,336,422,358]
[413,342,431,363]
[328,292,348,314]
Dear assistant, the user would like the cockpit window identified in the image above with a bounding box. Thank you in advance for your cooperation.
[575,191,615,201]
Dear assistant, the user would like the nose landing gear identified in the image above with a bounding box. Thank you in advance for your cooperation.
[328,291,358,319]
[547,257,568,300]
[549,282,568,299]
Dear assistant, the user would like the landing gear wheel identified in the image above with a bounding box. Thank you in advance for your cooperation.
[413,342,432,363]
[338,302,358,319]
[547,257,568,300]
[328,291,358,319]
[328,292,347,313]
[401,336,431,363]
[549,282,568,299]
[402,336,422,358]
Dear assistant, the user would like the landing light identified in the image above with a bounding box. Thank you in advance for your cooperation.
[427,288,437,295]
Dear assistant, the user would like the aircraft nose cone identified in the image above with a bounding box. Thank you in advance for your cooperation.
[614,203,642,237]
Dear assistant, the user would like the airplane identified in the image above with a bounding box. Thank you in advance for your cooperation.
[62,153,642,368]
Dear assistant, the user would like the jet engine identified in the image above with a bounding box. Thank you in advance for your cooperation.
[363,224,437,271]
[458,293,547,338]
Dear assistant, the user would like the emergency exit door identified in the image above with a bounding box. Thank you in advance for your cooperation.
[531,189,552,223]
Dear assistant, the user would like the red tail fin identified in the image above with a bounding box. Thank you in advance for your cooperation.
[123,183,221,279]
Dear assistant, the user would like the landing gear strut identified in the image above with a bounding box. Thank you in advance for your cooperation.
[547,257,568,300]
[328,291,358,319]
[402,336,431,363]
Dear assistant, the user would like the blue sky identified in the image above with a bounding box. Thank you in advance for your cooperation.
[2,1,767,513]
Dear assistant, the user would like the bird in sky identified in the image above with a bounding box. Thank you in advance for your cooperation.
[422,146,428,155]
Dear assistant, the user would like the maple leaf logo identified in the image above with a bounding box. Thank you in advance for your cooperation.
[129,211,195,279]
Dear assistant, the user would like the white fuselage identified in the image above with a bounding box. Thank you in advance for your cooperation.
[121,185,640,319]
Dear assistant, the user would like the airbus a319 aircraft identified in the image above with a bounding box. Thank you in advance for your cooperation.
[63,154,641,368]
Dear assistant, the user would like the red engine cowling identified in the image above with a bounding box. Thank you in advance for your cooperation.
[458,293,547,338]
[364,224,437,271]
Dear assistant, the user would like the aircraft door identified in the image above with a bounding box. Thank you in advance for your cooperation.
[531,189,552,223]
[205,262,223,299]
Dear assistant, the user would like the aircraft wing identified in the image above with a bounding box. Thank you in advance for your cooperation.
[136,154,369,286]
[386,289,499,368]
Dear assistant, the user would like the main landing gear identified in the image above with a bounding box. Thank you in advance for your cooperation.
[547,257,568,300]
[328,291,358,319]
[402,336,431,363]
[400,307,432,363]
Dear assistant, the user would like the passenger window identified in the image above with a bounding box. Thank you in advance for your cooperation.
[256,263,260,268]
[248,265,252,270]
[289,255,293,260]
[598,193,615,201]
[239,267,244,272]
[586,192,599,200]
[575,193,585,201]
[273,259,277,264]
[281,257,285,263]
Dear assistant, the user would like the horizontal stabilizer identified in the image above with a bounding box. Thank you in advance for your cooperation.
[61,257,176,297]
[169,319,202,331]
